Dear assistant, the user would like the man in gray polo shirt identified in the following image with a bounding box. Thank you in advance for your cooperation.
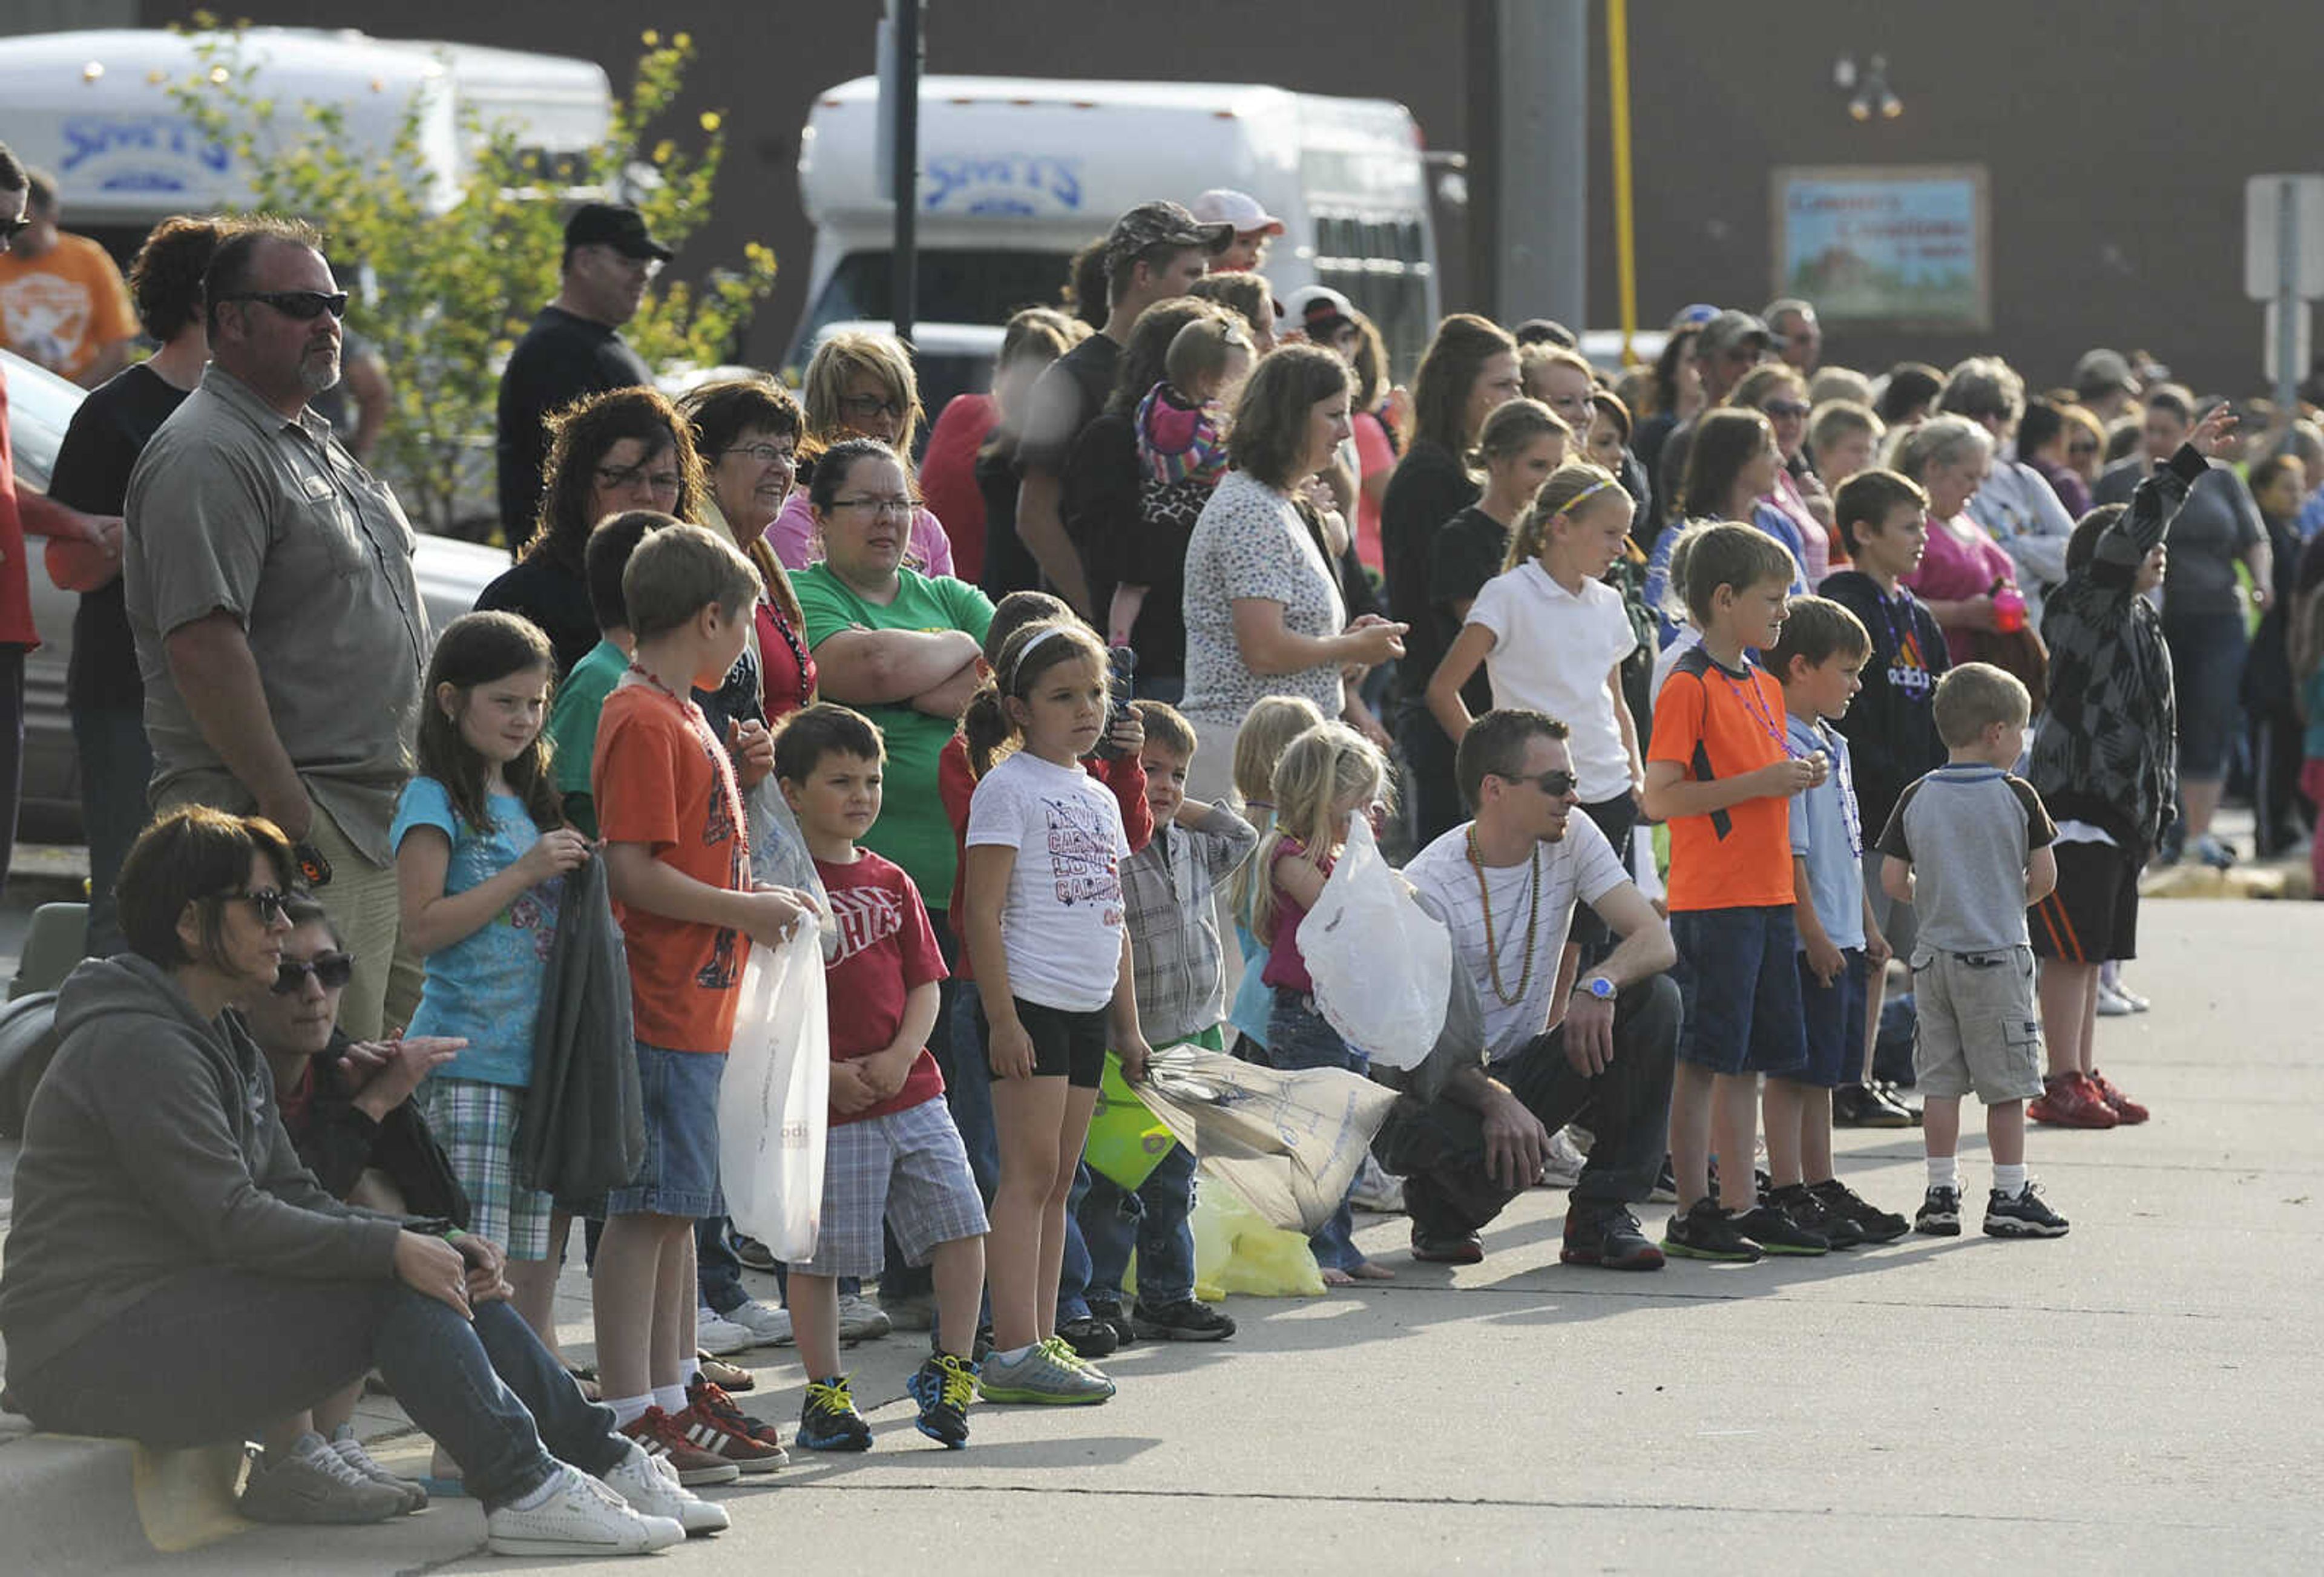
[123,218,427,1038]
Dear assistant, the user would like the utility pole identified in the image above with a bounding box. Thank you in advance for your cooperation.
[878,0,924,342]
[1495,0,1587,328]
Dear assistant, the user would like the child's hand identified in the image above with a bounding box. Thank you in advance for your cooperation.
[988,1017,1039,1081]
[829,1061,881,1115]
[1804,932,1845,988]
[517,827,592,885]
[859,1047,913,1100]
[1117,1036,1153,1084]
[728,718,776,788]
[1105,709,1144,757]
[1752,758,1824,798]
[735,885,811,947]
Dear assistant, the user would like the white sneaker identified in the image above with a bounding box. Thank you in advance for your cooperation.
[484,1462,683,1556]
[600,1440,730,1536]
[836,1293,892,1345]
[1541,1127,1588,1188]
[2093,982,2135,1017]
[720,1297,793,1346]
[695,1308,757,1356]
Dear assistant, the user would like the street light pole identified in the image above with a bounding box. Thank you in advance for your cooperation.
[888,0,922,344]
[1495,0,1587,328]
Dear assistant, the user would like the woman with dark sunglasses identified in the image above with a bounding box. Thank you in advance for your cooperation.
[1729,362,1835,579]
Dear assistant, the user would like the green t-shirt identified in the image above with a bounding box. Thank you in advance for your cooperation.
[794,565,994,903]
[545,636,628,838]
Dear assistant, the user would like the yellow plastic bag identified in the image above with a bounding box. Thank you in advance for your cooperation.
[1189,1184,1325,1299]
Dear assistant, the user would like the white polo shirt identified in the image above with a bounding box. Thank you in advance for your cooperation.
[1465,561,1640,802]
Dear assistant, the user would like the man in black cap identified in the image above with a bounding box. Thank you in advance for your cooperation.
[1008,199,1230,612]
[493,202,672,550]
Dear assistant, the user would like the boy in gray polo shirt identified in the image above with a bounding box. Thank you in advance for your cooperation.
[1877,663,2070,1239]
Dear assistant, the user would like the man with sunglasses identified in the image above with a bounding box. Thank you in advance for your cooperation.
[494,203,669,548]
[123,217,430,1040]
[1376,708,1682,1271]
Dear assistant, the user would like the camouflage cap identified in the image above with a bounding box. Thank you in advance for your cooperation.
[1104,200,1235,280]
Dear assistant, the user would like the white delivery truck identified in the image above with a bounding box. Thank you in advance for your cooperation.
[793,75,1441,381]
[0,28,611,258]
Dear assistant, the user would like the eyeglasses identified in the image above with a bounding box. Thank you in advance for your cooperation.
[272,950,355,995]
[831,496,915,519]
[222,289,349,321]
[1764,400,1811,420]
[594,462,683,496]
[838,393,908,422]
[217,887,292,925]
[722,442,797,468]
[1497,767,1578,799]
[2,217,30,243]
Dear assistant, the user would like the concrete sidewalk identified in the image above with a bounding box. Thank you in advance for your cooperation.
[3,898,2320,1573]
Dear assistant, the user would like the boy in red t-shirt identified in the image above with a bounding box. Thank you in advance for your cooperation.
[592,525,814,1481]
[1643,522,1830,1265]
[779,704,990,1451]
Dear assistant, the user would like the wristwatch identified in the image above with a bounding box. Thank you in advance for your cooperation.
[1581,975,1617,1003]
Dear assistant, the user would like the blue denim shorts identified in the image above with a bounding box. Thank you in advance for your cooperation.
[602,1043,726,1219]
[1672,905,1808,1077]
[1791,947,1868,1089]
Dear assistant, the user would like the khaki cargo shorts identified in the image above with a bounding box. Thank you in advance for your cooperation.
[1908,945,2045,1104]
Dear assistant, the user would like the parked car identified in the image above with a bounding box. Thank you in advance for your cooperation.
[4,349,504,842]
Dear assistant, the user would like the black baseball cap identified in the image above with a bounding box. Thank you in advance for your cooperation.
[564,202,674,263]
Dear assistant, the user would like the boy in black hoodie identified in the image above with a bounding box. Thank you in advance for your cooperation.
[1818,470,1950,1126]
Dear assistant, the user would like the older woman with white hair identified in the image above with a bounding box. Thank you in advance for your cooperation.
[1893,416,2027,666]
[1937,356,2077,623]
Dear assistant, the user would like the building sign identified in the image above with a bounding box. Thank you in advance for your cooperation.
[1772,165,1989,330]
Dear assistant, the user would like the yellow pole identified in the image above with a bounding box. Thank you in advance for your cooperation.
[1607,0,1640,364]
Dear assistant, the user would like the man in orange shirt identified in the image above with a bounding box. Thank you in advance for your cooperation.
[0,169,137,388]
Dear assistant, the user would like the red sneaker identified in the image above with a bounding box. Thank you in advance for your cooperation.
[684,1379,787,1455]
[670,1387,787,1473]
[2086,1069,2149,1125]
[2028,1072,2119,1129]
[620,1406,744,1484]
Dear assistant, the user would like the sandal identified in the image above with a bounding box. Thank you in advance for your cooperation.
[695,1354,755,1392]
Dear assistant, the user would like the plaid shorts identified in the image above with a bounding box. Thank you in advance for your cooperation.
[419,1076,555,1261]
[792,1097,988,1280]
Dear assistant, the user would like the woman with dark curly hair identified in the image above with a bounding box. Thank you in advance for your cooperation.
[42,213,229,956]
[474,386,706,677]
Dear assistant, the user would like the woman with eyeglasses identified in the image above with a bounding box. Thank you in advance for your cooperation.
[766,330,956,577]
[1937,358,2077,625]
[1729,362,1835,579]
[0,805,714,1549]
[476,386,707,678]
[677,376,819,725]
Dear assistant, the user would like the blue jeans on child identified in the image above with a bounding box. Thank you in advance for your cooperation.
[1080,1141,1198,1308]
[1267,986,1370,1272]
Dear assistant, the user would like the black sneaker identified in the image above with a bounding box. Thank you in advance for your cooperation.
[1834,1084,1914,1129]
[1768,1182,1864,1249]
[907,1354,976,1449]
[1660,1199,1763,1263]
[1732,1203,1829,1256]
[1983,1182,2070,1239]
[1648,1156,1679,1204]
[1810,1178,1909,1244]
[1915,1185,1963,1236]
[1559,1204,1665,1270]
[1872,1083,1923,1126]
[1409,1226,1485,1264]
[730,1233,780,1273]
[1131,1298,1237,1342]
[1086,1297,1137,1349]
[1056,1315,1119,1360]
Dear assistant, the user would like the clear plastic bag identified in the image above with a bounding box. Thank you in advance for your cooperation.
[1294,815,1451,1069]
[717,925,829,1262]
[745,778,839,962]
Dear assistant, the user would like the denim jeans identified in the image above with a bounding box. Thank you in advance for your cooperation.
[70,701,150,957]
[1376,975,1681,1239]
[1267,988,1368,1271]
[8,1266,623,1510]
[1080,1141,1197,1308]
[697,1215,747,1313]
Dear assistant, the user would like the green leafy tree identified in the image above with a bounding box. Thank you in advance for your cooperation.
[167,20,776,536]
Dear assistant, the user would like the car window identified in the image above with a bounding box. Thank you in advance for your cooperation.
[2,349,82,491]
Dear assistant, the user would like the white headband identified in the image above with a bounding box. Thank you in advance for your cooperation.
[1012,625,1069,671]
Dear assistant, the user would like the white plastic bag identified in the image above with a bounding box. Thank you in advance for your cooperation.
[718,923,829,1262]
[1294,815,1451,1069]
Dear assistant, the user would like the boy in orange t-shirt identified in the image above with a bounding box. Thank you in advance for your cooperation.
[1643,522,1830,1264]
[591,523,815,1480]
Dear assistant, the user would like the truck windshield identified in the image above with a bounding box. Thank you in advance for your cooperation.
[795,249,1075,355]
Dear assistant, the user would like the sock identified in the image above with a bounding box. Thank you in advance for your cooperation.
[1926,1155,1958,1191]
[1993,1162,2027,1198]
[687,1361,704,1389]
[507,1468,565,1511]
[328,1423,356,1444]
[992,1342,1037,1365]
[652,1383,688,1416]
[273,1429,326,1466]
[607,1392,653,1429]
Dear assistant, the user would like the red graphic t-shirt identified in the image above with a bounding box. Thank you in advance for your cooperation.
[815,848,949,1125]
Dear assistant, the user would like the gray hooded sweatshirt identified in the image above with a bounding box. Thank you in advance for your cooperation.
[0,955,404,1382]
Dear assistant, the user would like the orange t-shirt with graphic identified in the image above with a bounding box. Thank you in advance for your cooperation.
[592,677,750,1053]
[1647,646,1795,911]
[0,234,136,382]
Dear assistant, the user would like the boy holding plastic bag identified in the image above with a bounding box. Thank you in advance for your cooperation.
[777,706,989,1451]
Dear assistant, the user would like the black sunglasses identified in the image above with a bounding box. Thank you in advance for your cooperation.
[214,886,292,925]
[1498,767,1579,799]
[273,950,356,995]
[224,289,349,321]
[2,217,30,243]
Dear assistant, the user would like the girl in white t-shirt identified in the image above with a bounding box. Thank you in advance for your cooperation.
[1427,462,1646,885]
[960,619,1155,1403]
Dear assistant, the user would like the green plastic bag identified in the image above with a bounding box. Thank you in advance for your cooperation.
[1084,1051,1173,1190]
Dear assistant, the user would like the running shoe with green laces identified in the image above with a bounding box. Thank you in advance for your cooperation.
[908,1352,977,1447]
[977,1339,1115,1405]
[796,1376,873,1452]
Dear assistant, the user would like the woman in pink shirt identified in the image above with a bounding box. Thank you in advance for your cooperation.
[1894,416,2023,665]
[1732,363,1834,582]
[767,329,956,577]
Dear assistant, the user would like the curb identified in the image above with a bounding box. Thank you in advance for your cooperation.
[0,1421,248,1569]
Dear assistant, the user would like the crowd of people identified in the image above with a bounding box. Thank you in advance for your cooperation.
[0,140,2314,1559]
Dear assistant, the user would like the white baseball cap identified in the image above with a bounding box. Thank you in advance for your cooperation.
[1191,188,1285,237]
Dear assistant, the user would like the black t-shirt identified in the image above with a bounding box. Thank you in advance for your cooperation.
[976,443,1037,598]
[1428,505,1509,715]
[494,306,652,540]
[1013,334,1120,476]
[1062,409,1139,632]
[1381,439,1482,686]
[473,559,599,680]
[45,363,191,711]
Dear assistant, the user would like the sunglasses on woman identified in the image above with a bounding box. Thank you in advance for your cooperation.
[273,951,356,995]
